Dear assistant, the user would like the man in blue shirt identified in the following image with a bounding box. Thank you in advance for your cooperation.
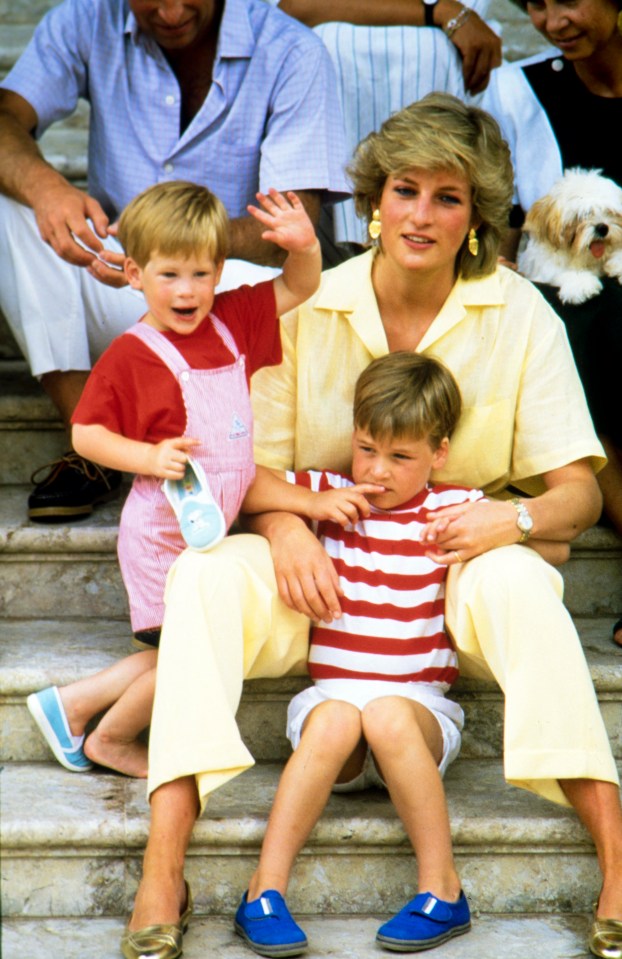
[0,0,349,521]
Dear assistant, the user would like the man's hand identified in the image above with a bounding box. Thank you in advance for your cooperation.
[31,179,111,266]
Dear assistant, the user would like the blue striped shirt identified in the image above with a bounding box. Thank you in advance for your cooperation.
[4,0,350,219]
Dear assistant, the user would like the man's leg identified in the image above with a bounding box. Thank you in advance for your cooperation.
[39,370,90,430]
[0,196,145,519]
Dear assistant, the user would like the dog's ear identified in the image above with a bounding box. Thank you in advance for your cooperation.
[524,194,566,247]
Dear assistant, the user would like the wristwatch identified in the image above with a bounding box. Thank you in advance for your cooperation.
[510,497,534,543]
[423,0,440,27]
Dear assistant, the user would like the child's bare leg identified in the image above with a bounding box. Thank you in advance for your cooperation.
[248,699,365,899]
[57,649,157,737]
[362,696,461,902]
[84,666,156,777]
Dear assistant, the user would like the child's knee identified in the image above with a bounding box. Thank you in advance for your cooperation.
[303,699,362,748]
[361,696,419,749]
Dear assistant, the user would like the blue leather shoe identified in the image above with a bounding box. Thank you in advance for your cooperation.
[376,890,471,952]
[234,890,308,957]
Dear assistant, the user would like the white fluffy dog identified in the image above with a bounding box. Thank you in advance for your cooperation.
[518,168,622,304]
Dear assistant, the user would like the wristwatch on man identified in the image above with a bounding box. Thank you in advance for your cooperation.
[423,0,440,27]
[510,497,534,543]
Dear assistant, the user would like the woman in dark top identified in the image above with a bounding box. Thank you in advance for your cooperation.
[483,0,622,646]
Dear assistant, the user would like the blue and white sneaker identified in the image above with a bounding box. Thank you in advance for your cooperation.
[163,457,226,552]
[26,686,93,772]
[376,890,471,952]
[234,890,308,957]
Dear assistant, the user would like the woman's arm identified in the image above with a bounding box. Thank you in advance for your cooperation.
[420,459,601,565]
[244,510,344,622]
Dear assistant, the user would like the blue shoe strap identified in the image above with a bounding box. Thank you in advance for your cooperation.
[407,893,455,923]
[244,891,292,922]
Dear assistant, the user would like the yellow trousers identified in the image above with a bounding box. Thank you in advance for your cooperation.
[147,535,619,810]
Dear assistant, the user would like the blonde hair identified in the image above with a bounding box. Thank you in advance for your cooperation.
[349,92,513,279]
[117,181,229,266]
[353,352,462,449]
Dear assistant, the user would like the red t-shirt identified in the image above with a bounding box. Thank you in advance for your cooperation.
[72,281,280,443]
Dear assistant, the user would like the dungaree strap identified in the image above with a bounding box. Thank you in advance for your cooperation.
[125,314,240,376]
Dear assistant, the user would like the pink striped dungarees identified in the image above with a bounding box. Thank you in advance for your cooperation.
[116,317,256,633]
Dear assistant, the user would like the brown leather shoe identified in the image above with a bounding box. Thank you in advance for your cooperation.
[28,452,122,522]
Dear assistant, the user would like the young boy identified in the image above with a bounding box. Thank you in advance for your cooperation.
[26,180,320,779]
[236,351,485,956]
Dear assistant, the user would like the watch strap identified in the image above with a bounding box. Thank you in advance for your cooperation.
[423,0,439,27]
[510,497,533,543]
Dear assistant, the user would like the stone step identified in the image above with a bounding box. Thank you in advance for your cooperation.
[2,758,615,919]
[0,912,597,959]
[2,482,622,619]
[2,617,621,765]
[0,362,66,476]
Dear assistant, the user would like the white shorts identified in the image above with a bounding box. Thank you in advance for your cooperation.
[286,679,463,790]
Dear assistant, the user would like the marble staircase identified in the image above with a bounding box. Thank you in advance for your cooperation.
[2,3,621,958]
[2,369,622,959]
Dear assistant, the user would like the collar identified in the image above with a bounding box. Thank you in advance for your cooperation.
[125,0,254,59]
[369,483,433,515]
[316,250,507,355]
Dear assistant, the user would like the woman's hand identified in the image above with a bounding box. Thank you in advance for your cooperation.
[420,460,601,566]
[248,512,344,622]
[420,499,517,565]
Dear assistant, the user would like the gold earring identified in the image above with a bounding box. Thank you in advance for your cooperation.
[618,9,622,33]
[368,208,381,241]
[468,228,479,256]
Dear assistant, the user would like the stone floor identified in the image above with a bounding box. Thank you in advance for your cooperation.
[2,913,596,959]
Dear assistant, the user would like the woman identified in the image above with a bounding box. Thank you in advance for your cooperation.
[122,95,622,959]
[482,0,622,646]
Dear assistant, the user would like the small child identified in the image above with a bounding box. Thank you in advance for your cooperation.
[26,180,321,778]
[235,352,485,956]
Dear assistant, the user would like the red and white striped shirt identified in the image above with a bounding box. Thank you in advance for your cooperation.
[288,470,484,692]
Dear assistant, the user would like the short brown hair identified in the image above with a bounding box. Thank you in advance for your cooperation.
[117,180,229,267]
[353,352,462,449]
[348,92,513,279]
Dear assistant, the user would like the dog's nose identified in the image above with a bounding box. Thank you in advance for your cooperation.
[594,223,609,238]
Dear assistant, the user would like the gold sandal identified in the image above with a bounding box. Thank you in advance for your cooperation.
[121,881,193,959]
[590,907,622,958]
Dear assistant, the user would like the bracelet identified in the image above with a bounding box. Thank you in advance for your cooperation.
[443,6,471,37]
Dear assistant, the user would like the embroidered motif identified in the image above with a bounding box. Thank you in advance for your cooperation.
[229,413,249,439]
